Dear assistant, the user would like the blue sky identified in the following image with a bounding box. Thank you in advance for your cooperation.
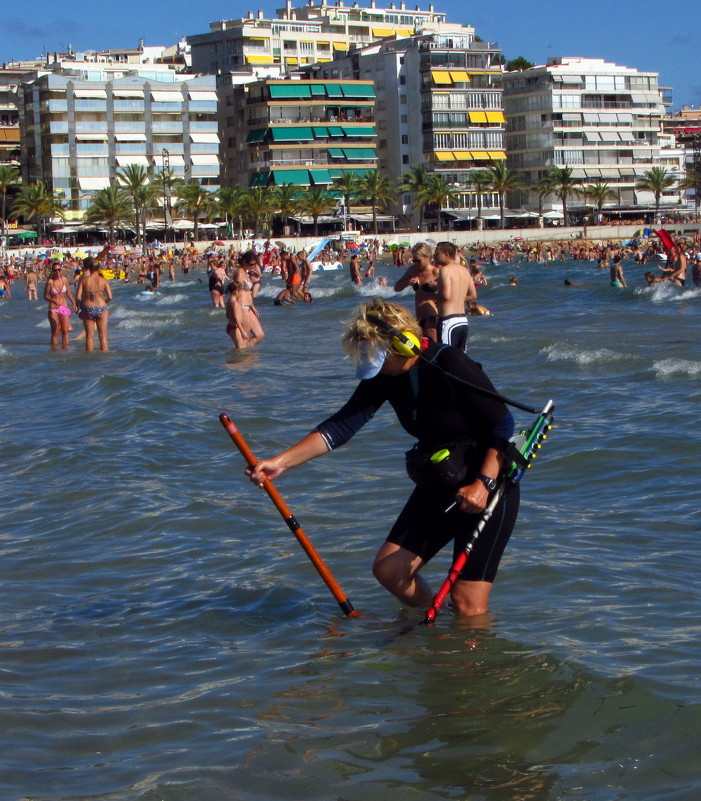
[3,0,700,109]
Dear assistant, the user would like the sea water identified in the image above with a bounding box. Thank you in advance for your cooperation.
[1,257,700,801]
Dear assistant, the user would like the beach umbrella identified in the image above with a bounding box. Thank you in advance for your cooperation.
[213,240,225,246]
[425,237,437,245]
[399,241,410,247]
[73,251,88,258]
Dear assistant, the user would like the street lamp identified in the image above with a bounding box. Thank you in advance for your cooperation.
[162,149,171,244]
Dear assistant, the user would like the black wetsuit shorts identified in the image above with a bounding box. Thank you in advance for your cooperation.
[386,482,520,582]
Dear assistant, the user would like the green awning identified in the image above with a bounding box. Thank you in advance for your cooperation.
[313,126,329,137]
[339,83,376,98]
[343,148,377,160]
[343,126,377,137]
[340,168,373,177]
[246,128,268,143]
[310,85,326,96]
[271,127,314,141]
[325,84,343,98]
[329,169,343,179]
[309,169,332,184]
[269,84,312,99]
[327,126,344,137]
[328,148,345,158]
[249,171,270,187]
[272,169,310,185]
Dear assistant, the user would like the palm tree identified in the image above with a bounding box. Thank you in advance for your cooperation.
[358,170,395,234]
[273,183,301,234]
[635,167,677,223]
[533,175,554,225]
[580,183,617,225]
[0,164,20,231]
[297,186,335,236]
[485,162,525,229]
[116,164,156,248]
[243,187,277,238]
[547,166,583,226]
[398,163,430,230]
[214,186,247,238]
[84,185,133,241]
[467,170,492,230]
[175,182,215,242]
[415,174,460,233]
[10,182,65,238]
[330,172,362,227]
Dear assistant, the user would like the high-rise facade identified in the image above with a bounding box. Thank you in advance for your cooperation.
[503,57,684,217]
[188,0,448,76]
[18,73,219,218]
[303,29,505,224]
[222,77,377,189]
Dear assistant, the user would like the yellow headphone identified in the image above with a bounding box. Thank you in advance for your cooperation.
[366,314,421,357]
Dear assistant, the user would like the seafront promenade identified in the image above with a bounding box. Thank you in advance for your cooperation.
[5,222,701,260]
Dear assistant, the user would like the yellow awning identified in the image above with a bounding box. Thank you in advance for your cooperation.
[454,151,473,160]
[332,42,347,51]
[486,111,506,123]
[246,54,274,64]
[372,27,394,36]
[396,28,414,36]
[449,71,470,83]
[431,71,452,85]
[488,151,507,160]
[249,37,269,42]
[286,57,299,64]
[469,111,488,123]
[471,151,488,159]
[434,151,455,161]
[318,58,331,62]
[318,41,330,45]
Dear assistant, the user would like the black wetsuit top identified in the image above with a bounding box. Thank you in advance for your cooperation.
[316,342,513,455]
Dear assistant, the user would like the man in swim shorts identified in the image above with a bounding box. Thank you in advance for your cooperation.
[435,242,476,352]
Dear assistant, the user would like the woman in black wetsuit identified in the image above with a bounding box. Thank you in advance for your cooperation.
[246,298,520,618]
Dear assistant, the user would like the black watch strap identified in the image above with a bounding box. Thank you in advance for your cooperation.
[475,473,497,491]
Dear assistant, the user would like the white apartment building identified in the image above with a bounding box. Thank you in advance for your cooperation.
[188,0,449,76]
[302,29,505,225]
[18,73,219,219]
[503,57,684,218]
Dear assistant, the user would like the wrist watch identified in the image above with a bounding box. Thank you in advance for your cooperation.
[475,473,497,491]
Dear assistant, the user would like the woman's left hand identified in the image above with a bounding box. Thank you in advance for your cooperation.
[454,481,489,514]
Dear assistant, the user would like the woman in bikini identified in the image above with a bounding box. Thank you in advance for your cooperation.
[208,258,228,307]
[44,261,79,349]
[231,251,265,347]
[76,256,113,352]
[393,243,440,342]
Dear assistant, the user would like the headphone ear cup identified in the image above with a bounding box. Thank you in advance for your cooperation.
[390,331,421,357]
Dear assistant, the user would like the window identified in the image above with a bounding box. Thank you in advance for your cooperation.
[402,154,409,164]
[401,134,409,144]
[400,95,407,105]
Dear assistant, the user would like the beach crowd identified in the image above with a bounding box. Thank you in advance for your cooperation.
[1,231,699,352]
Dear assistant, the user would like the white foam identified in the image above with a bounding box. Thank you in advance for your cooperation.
[542,342,623,366]
[652,358,701,378]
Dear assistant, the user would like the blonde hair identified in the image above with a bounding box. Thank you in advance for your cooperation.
[411,242,432,260]
[342,298,422,364]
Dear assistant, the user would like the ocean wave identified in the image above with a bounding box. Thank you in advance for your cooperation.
[652,357,701,378]
[541,342,624,366]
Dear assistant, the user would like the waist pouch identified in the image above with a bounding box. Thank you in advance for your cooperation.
[405,439,477,490]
